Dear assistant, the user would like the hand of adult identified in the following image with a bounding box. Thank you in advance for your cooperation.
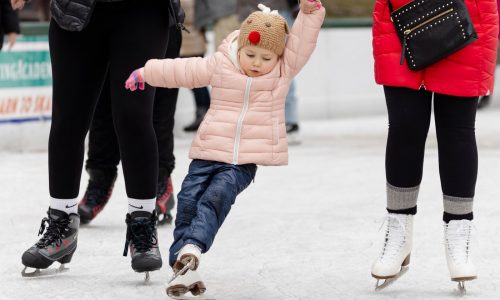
[11,0,26,10]
[6,33,17,50]
[125,68,145,91]
[301,0,322,14]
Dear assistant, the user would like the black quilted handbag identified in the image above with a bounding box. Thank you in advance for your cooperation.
[389,0,478,70]
[50,0,96,32]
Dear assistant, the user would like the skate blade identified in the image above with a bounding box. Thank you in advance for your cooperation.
[374,265,409,291]
[167,285,212,300]
[171,258,197,282]
[453,277,476,295]
[170,295,215,300]
[457,281,467,295]
[21,264,69,278]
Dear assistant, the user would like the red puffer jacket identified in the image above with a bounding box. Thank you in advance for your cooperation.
[373,0,498,97]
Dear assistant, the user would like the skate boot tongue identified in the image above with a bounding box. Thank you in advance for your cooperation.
[48,208,70,220]
[130,210,153,220]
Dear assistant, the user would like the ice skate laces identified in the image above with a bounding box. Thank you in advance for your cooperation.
[124,213,158,255]
[445,220,473,264]
[379,214,407,263]
[35,212,70,248]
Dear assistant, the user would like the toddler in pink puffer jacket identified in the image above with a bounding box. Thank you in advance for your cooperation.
[125,1,324,297]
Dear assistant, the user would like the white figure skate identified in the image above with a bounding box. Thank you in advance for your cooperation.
[372,213,413,290]
[173,244,202,273]
[166,262,208,299]
[444,219,477,294]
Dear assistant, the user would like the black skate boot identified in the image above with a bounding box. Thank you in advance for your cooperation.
[123,210,162,281]
[156,170,175,225]
[21,208,79,277]
[78,168,117,224]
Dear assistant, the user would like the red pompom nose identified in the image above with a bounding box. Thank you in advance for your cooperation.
[248,31,261,44]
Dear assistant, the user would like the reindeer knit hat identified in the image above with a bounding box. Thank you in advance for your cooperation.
[238,4,289,56]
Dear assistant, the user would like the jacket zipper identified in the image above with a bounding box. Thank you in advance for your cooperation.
[400,8,454,65]
[232,77,252,164]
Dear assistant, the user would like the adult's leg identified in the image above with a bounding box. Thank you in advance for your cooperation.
[21,11,110,272]
[79,74,120,223]
[281,9,299,127]
[155,26,181,177]
[182,54,211,132]
[154,26,182,224]
[85,74,120,173]
[434,93,478,222]
[371,86,432,281]
[384,86,433,214]
[48,18,109,199]
[108,0,169,200]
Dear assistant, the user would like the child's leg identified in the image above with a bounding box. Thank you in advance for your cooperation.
[169,162,257,266]
[169,160,214,267]
[184,163,256,251]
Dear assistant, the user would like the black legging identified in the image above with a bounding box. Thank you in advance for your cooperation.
[85,26,182,177]
[384,86,478,198]
[48,0,169,199]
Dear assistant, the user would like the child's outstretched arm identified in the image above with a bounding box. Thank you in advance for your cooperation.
[125,54,221,91]
[283,0,325,78]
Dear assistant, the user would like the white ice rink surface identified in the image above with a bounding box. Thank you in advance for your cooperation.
[2,109,500,300]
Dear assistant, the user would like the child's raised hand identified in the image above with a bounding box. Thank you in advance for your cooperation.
[300,0,322,14]
[125,68,145,91]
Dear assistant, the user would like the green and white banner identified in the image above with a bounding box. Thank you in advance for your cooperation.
[0,36,52,125]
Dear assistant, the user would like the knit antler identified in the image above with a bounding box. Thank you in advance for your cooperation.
[257,3,279,16]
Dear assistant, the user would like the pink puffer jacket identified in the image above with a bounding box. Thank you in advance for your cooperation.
[144,8,325,166]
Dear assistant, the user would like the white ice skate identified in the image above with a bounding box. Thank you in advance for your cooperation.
[372,213,413,291]
[166,266,210,299]
[444,219,477,294]
[173,244,202,273]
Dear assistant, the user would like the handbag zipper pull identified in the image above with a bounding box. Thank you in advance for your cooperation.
[400,30,410,65]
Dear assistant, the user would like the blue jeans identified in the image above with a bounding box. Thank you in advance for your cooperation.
[281,9,299,125]
[169,159,257,266]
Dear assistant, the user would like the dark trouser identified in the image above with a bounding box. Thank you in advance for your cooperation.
[181,54,211,111]
[48,0,169,199]
[384,86,478,221]
[85,25,182,178]
[169,160,257,267]
[191,86,211,111]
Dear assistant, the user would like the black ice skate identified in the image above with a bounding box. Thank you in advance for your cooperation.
[21,208,79,277]
[156,174,175,225]
[78,168,117,224]
[123,210,162,281]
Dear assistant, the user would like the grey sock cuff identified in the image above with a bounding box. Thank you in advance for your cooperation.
[443,195,473,215]
[387,183,419,211]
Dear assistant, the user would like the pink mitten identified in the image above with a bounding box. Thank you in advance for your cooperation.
[125,68,145,91]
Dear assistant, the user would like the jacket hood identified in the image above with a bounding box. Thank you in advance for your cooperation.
[219,30,243,73]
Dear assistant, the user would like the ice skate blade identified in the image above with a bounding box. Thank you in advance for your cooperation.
[373,265,409,291]
[145,272,150,283]
[167,281,207,298]
[21,264,69,277]
[457,281,467,295]
[170,259,196,283]
[170,294,215,300]
[454,278,476,295]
